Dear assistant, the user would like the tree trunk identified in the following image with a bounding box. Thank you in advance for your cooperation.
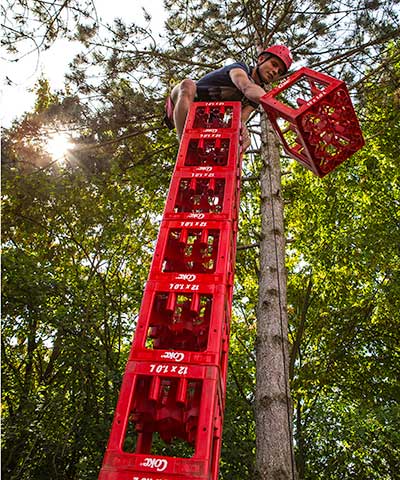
[255,111,296,480]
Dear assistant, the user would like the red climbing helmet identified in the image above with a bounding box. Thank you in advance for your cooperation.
[260,45,293,73]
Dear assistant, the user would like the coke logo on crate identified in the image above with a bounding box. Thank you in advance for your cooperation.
[140,457,168,472]
[160,351,185,362]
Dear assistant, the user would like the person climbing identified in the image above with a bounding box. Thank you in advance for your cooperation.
[164,45,293,150]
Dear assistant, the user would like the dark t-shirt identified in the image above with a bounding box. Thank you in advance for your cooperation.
[195,62,258,109]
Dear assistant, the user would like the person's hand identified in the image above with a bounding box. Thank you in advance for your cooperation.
[240,122,251,152]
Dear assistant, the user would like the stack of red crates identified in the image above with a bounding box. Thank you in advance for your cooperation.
[99,101,243,480]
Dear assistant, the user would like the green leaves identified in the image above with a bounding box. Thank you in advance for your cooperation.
[283,49,400,479]
[1,154,163,478]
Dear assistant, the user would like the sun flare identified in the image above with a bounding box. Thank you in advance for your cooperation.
[45,132,73,161]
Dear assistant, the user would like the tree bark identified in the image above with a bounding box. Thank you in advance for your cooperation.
[255,111,296,480]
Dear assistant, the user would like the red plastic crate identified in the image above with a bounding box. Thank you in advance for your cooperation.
[130,281,231,364]
[260,67,365,177]
[98,363,224,479]
[174,133,240,171]
[184,101,241,132]
[148,220,238,286]
[163,172,241,222]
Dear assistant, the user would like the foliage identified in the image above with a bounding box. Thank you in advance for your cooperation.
[283,47,400,478]
[1,0,97,57]
[1,73,173,478]
[1,158,165,478]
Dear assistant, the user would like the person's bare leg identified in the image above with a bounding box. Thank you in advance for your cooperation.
[170,79,197,140]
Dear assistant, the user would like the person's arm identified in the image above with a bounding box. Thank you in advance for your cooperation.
[229,68,262,151]
[229,68,266,104]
